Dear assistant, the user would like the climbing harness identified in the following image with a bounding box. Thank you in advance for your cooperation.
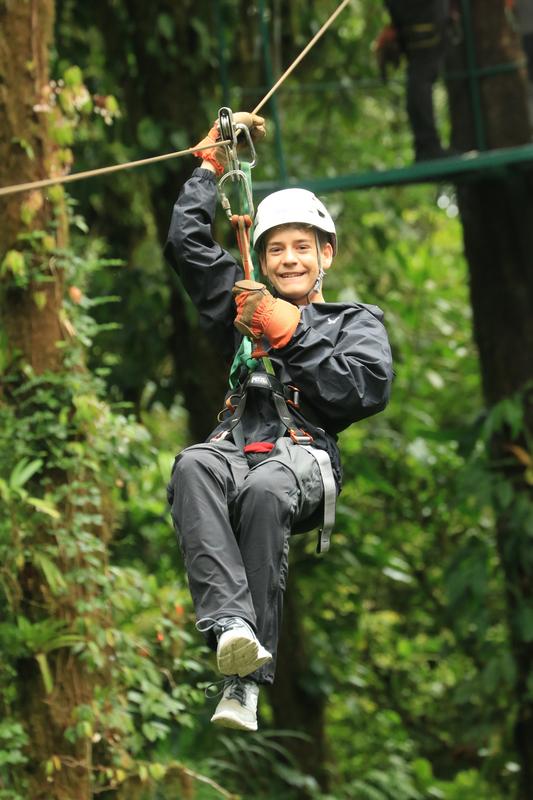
[212,372,314,449]
[211,369,337,554]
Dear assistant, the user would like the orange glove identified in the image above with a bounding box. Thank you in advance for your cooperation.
[232,280,300,349]
[192,123,224,175]
[192,112,266,176]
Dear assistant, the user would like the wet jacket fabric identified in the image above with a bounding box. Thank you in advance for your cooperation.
[164,168,394,491]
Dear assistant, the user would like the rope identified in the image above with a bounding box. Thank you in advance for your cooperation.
[231,214,254,280]
[0,0,352,198]
[0,140,231,198]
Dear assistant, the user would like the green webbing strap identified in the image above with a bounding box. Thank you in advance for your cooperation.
[239,161,255,220]
[228,161,275,389]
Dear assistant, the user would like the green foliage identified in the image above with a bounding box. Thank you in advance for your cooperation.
[206,730,319,799]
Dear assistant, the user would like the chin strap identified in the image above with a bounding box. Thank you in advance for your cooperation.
[310,231,325,294]
[309,266,325,299]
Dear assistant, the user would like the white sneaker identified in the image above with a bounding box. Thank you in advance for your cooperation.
[210,677,259,731]
[214,617,272,677]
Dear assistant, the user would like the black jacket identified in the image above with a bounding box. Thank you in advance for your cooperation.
[385,0,450,29]
[164,168,393,490]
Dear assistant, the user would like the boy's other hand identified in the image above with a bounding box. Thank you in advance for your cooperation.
[233,280,300,349]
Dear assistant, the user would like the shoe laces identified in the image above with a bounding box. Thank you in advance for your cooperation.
[226,678,248,705]
[196,615,252,637]
[205,676,252,705]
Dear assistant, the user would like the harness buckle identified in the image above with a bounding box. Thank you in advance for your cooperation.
[211,430,230,442]
[287,385,300,408]
[288,428,314,445]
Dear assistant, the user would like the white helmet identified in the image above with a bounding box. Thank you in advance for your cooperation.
[252,188,337,255]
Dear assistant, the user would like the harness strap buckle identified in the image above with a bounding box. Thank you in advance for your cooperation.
[287,385,300,408]
[299,445,337,555]
[288,428,314,445]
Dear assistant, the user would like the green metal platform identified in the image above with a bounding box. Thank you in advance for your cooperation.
[253,143,533,196]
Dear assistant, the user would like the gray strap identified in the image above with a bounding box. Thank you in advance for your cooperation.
[300,445,337,554]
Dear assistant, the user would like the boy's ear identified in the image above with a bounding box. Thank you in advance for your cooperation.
[259,254,268,276]
[321,242,334,271]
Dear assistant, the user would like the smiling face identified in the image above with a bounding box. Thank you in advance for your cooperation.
[259,224,333,305]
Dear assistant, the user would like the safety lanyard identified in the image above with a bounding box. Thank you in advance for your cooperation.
[214,107,275,389]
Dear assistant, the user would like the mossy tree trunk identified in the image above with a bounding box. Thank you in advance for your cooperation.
[0,0,64,372]
[0,3,94,797]
[447,3,533,797]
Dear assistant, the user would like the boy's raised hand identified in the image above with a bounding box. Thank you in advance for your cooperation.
[232,112,266,142]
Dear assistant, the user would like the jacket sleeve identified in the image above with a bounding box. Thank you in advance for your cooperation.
[277,302,393,432]
[164,168,243,358]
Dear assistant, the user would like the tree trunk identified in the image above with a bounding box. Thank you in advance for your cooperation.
[267,549,330,797]
[0,3,93,797]
[0,0,64,373]
[447,3,533,797]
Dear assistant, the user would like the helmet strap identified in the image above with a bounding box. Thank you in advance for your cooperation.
[305,231,325,303]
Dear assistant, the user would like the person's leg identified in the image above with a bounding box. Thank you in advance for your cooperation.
[232,440,324,684]
[523,33,533,83]
[522,33,533,130]
[406,44,446,160]
[168,441,256,631]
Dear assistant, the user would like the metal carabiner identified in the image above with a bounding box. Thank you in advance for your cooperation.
[218,169,254,220]
[234,123,257,169]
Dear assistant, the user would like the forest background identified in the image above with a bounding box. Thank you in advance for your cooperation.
[1,1,532,799]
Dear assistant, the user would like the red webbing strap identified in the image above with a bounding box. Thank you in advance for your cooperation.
[231,214,254,280]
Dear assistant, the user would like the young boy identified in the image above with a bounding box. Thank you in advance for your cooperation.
[164,113,393,732]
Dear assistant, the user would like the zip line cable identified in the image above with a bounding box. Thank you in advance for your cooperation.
[0,0,352,199]
[0,140,232,198]
[252,0,351,115]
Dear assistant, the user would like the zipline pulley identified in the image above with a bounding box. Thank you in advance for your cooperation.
[217,107,256,222]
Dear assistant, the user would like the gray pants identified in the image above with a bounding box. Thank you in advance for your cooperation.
[167,437,324,684]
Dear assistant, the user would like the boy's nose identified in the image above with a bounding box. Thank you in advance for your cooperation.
[283,247,297,263]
